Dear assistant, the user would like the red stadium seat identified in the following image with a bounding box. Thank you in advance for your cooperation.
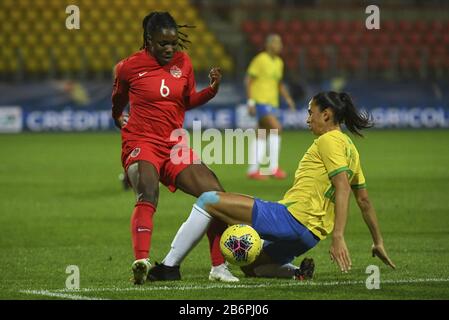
[398,20,413,33]
[273,20,287,34]
[407,32,422,46]
[423,32,439,46]
[321,20,334,33]
[258,20,272,34]
[242,21,256,34]
[349,20,364,32]
[282,32,296,46]
[383,20,396,32]
[391,33,407,47]
[344,33,360,46]
[297,33,312,46]
[250,33,265,48]
[330,33,344,46]
[378,33,391,46]
[285,55,298,70]
[335,20,351,33]
[414,20,428,34]
[368,47,391,70]
[442,33,449,45]
[430,21,444,33]
[304,20,320,33]
[312,33,327,46]
[288,20,303,34]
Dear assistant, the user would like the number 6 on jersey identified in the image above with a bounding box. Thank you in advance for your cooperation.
[160,79,170,97]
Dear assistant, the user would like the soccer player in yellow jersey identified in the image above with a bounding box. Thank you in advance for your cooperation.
[150,91,395,281]
[246,34,296,180]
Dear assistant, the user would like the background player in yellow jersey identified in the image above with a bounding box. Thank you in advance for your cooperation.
[246,34,296,180]
[149,91,395,281]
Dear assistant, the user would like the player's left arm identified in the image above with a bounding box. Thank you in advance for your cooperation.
[353,187,396,269]
[330,172,352,273]
[185,66,221,110]
[279,82,295,111]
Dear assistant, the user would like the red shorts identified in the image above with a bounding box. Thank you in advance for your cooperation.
[121,141,199,192]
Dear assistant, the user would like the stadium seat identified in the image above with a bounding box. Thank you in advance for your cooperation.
[288,20,303,34]
[0,0,233,75]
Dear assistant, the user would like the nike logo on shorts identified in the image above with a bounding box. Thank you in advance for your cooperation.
[138,72,147,77]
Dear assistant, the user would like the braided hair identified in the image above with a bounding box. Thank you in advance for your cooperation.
[141,12,194,50]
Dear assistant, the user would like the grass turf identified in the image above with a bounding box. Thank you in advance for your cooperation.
[0,130,448,300]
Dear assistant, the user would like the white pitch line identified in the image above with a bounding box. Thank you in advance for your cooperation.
[49,277,449,293]
[20,290,107,300]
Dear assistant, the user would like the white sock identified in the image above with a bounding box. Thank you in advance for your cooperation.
[268,133,280,172]
[162,204,212,267]
[248,137,266,174]
[253,263,297,278]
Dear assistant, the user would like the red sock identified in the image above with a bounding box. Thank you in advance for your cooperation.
[207,218,227,266]
[131,201,155,260]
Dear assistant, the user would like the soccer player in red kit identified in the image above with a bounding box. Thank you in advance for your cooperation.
[111,12,238,284]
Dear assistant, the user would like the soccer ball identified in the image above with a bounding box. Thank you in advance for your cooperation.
[219,224,262,266]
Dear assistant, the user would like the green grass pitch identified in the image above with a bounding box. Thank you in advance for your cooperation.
[0,130,448,300]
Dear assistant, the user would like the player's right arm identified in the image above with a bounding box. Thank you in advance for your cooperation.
[245,75,256,116]
[353,188,396,269]
[246,55,261,116]
[330,171,352,273]
[111,61,129,129]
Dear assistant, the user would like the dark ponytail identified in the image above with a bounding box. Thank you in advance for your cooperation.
[312,91,373,137]
[141,11,194,50]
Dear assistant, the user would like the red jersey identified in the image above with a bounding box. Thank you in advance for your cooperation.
[112,50,217,146]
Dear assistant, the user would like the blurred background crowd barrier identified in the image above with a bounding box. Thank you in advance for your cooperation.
[1,0,448,132]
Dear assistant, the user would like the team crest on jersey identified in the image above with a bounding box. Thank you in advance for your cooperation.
[170,65,182,78]
[130,148,141,158]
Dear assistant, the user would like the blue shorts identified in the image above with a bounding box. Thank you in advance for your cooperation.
[255,103,280,121]
[252,198,320,264]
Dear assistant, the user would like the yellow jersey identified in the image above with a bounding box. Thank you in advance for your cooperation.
[247,52,283,108]
[278,130,366,240]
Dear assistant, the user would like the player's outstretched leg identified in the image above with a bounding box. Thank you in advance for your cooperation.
[173,164,241,282]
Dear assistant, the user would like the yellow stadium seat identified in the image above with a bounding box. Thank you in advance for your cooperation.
[2,0,15,9]
[25,34,39,47]
[41,8,55,22]
[1,21,14,34]
[33,0,48,9]
[9,34,21,47]
[0,0,233,75]
[42,33,54,47]
[25,8,39,22]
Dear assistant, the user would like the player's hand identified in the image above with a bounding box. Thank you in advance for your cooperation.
[209,67,222,91]
[114,114,128,129]
[372,243,396,269]
[248,105,256,116]
[329,236,352,273]
[247,99,256,116]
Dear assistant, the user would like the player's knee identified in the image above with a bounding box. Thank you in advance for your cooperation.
[136,183,159,206]
[196,191,220,210]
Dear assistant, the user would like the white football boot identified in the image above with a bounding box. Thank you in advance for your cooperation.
[131,258,151,285]
[209,263,239,282]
